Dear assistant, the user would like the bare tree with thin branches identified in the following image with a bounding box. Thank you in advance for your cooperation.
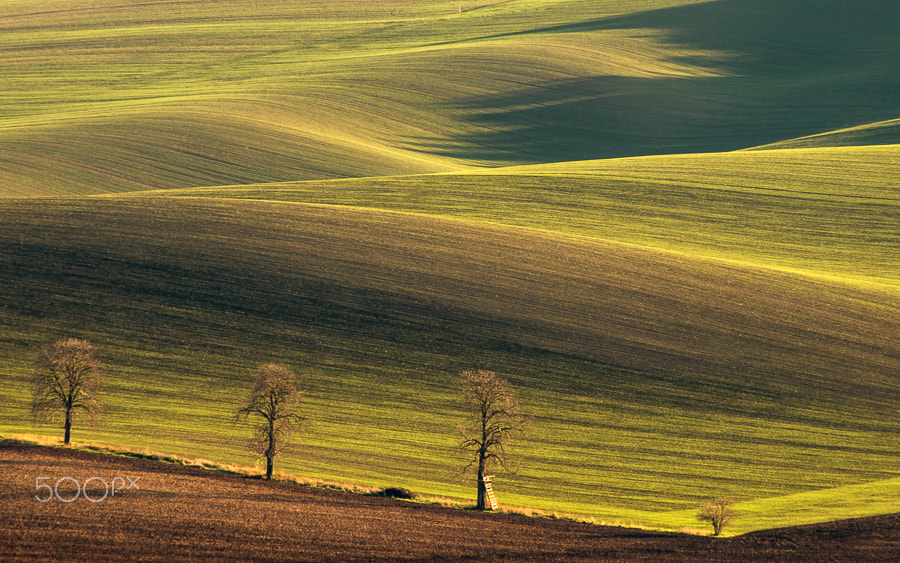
[458,369,526,510]
[698,496,736,536]
[31,337,102,445]
[236,363,304,480]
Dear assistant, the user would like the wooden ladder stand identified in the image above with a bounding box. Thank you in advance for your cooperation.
[482,475,499,510]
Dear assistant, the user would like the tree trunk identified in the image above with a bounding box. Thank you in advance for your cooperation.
[63,409,72,445]
[477,411,489,509]
[476,451,487,510]
[265,418,275,479]
[476,474,487,510]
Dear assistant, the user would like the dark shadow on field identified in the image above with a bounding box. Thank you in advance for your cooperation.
[418,0,900,162]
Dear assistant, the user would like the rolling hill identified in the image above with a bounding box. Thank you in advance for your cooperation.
[1,0,898,538]
[2,0,899,195]
[163,144,900,289]
[1,194,897,531]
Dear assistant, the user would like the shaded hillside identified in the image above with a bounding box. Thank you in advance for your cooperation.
[431,0,900,161]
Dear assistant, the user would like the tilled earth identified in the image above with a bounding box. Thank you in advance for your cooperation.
[1,444,897,561]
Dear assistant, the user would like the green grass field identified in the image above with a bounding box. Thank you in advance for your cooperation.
[1,0,898,535]
[3,0,899,195]
[163,144,900,290]
[1,197,897,533]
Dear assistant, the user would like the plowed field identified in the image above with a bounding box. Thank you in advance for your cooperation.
[1,444,897,561]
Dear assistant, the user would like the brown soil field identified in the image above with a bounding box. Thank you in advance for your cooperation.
[1,444,898,561]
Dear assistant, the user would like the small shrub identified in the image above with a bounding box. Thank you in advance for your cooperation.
[371,487,418,500]
[697,496,736,536]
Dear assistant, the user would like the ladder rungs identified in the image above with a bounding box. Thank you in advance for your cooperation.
[482,476,499,509]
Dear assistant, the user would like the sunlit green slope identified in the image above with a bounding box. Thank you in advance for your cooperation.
[749,119,900,150]
[3,0,899,196]
[1,197,897,530]
[164,145,900,290]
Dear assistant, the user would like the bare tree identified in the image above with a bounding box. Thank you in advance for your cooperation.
[697,496,736,536]
[236,363,304,480]
[31,337,102,445]
[458,369,526,510]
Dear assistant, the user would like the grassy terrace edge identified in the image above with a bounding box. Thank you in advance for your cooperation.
[154,145,900,292]
[4,435,898,537]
